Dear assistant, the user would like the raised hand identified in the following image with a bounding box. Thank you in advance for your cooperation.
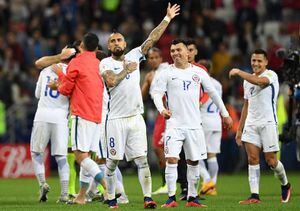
[166,3,180,20]
[60,46,76,60]
[123,61,138,74]
[229,68,241,78]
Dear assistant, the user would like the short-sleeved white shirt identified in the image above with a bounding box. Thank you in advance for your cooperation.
[200,77,222,131]
[152,63,222,129]
[100,47,145,120]
[244,69,279,126]
[34,63,69,124]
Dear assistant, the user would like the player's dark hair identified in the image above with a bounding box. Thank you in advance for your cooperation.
[82,32,99,51]
[147,47,161,56]
[252,49,268,58]
[185,38,197,47]
[96,50,108,60]
[171,39,188,47]
[61,40,81,63]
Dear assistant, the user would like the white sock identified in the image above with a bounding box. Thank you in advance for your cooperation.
[115,170,125,195]
[116,167,124,184]
[87,178,99,197]
[31,152,46,186]
[199,160,211,183]
[81,157,104,183]
[79,167,90,189]
[207,157,219,184]
[105,159,118,200]
[165,163,178,197]
[187,164,200,198]
[248,164,260,194]
[55,155,69,196]
[271,161,288,186]
[134,157,152,197]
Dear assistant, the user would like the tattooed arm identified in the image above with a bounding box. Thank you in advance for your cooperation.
[141,3,180,55]
[102,61,138,88]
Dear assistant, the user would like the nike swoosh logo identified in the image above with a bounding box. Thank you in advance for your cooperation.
[201,153,206,156]
[171,77,178,80]
[114,67,120,70]
[269,145,275,148]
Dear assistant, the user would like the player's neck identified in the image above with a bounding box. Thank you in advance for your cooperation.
[174,61,189,69]
[112,54,125,61]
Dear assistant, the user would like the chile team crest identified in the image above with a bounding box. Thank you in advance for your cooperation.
[192,74,200,83]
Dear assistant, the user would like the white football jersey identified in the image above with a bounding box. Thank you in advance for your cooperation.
[100,47,145,120]
[200,77,222,131]
[244,69,279,126]
[152,63,228,129]
[34,63,69,124]
[149,62,169,96]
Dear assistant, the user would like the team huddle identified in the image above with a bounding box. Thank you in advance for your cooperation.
[30,3,292,209]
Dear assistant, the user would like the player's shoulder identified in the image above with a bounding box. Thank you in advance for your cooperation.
[100,56,112,64]
[40,65,53,75]
[211,77,222,87]
[193,63,208,72]
[263,69,277,78]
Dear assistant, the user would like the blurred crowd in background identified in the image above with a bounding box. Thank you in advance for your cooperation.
[0,0,299,171]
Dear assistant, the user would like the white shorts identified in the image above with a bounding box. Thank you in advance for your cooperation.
[70,115,105,156]
[164,127,207,161]
[106,114,147,161]
[241,124,280,152]
[204,130,222,153]
[30,121,68,155]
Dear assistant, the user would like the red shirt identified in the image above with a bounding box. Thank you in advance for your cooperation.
[58,51,104,123]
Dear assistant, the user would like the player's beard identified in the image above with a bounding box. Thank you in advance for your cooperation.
[111,48,125,57]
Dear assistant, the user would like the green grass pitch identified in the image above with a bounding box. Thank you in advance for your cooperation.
[0,172,299,210]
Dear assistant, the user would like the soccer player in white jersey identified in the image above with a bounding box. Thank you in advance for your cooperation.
[229,49,292,204]
[31,56,72,203]
[151,39,233,208]
[142,47,169,195]
[100,3,180,209]
[198,60,222,196]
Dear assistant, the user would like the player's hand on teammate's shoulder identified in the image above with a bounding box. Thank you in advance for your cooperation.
[222,116,233,130]
[229,68,241,78]
[235,130,243,146]
[166,2,180,20]
[60,46,76,60]
[123,60,137,74]
[51,64,63,75]
[161,109,172,119]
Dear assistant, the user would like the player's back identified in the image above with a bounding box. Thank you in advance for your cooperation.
[100,47,145,119]
[244,69,279,125]
[34,64,69,124]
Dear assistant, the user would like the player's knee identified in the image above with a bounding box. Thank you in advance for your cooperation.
[247,154,259,165]
[106,159,118,175]
[96,157,106,164]
[31,151,43,158]
[266,157,277,168]
[134,156,149,169]
[54,155,68,166]
[166,157,178,164]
